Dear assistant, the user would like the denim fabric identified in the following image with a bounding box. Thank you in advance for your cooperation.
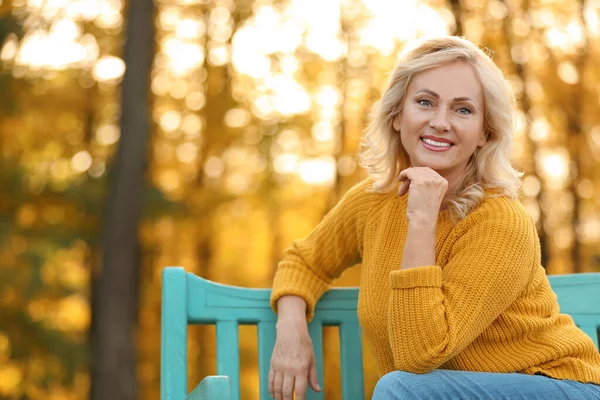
[371,369,600,400]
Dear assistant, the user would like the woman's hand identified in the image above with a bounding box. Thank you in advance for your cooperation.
[268,318,321,400]
[398,167,448,225]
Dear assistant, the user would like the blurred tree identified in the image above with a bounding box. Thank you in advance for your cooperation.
[449,0,464,36]
[90,0,155,398]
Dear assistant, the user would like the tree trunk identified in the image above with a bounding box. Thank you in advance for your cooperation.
[449,0,464,36]
[90,0,155,398]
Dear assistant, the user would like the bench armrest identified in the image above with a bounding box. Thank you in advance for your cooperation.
[187,376,232,400]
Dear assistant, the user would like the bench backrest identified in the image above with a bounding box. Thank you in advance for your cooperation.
[546,273,600,349]
[160,267,600,400]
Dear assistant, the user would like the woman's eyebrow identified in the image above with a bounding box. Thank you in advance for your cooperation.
[415,88,477,103]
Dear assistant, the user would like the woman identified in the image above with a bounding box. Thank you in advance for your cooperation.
[267,36,600,399]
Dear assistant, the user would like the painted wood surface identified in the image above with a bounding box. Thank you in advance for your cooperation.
[187,376,231,400]
[161,267,600,400]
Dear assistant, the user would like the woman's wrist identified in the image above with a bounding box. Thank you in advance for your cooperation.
[407,217,437,233]
[276,295,308,327]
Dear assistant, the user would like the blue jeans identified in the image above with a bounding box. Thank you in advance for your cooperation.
[371,369,600,399]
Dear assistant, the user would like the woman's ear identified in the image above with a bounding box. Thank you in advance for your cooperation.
[392,115,402,131]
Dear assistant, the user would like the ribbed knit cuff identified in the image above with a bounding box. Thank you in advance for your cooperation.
[389,265,442,289]
[270,263,331,322]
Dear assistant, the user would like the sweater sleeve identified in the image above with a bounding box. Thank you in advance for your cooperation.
[387,199,538,373]
[270,178,379,322]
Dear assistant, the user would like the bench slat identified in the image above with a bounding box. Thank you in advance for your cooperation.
[257,321,276,400]
[340,322,364,399]
[216,321,240,400]
[307,322,325,400]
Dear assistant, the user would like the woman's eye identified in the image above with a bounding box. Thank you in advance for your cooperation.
[458,107,472,114]
[418,100,432,106]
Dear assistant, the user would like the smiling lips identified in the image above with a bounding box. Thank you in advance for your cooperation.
[420,135,454,152]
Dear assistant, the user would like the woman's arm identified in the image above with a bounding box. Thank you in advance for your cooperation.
[396,167,445,271]
[387,199,538,373]
[401,220,437,270]
[270,178,381,322]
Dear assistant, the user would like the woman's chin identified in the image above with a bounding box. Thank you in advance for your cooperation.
[412,162,448,172]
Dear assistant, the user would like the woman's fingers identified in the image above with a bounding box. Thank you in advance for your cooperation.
[268,368,275,398]
[308,357,321,392]
[281,374,296,400]
[398,168,415,196]
[294,375,309,400]
[398,168,410,182]
[398,179,411,196]
[398,167,447,190]
[270,368,316,399]
[273,371,284,400]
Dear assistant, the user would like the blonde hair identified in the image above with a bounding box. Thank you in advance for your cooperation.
[358,36,522,222]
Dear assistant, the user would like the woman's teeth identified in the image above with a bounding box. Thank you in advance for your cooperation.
[422,138,452,147]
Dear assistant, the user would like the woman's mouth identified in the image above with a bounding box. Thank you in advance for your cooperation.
[421,137,453,152]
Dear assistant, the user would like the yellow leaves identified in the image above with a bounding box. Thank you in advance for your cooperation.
[42,205,66,226]
[0,249,17,267]
[16,204,37,227]
[1,34,19,62]
[41,241,90,290]
[95,123,120,146]
[42,141,66,160]
[92,56,126,84]
[0,332,11,362]
[154,217,176,241]
[11,236,28,255]
[24,361,88,399]
[224,108,252,129]
[0,288,18,308]
[70,151,93,173]
[53,295,90,332]
[557,61,579,84]
[210,200,272,285]
[28,295,90,333]
[27,384,82,400]
[0,362,23,397]
[156,169,181,194]
[0,346,92,399]
[536,148,571,190]
[27,298,54,322]
[50,159,72,189]
[61,261,89,289]
[176,142,199,164]
[26,357,46,382]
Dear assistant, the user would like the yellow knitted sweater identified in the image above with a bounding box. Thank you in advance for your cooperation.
[270,178,600,384]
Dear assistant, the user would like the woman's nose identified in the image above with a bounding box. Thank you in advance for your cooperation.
[429,108,451,132]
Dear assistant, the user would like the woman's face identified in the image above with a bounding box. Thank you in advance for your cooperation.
[393,61,487,182]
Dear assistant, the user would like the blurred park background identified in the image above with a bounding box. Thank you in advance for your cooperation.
[1,0,600,398]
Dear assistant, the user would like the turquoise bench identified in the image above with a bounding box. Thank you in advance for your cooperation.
[160,267,600,400]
